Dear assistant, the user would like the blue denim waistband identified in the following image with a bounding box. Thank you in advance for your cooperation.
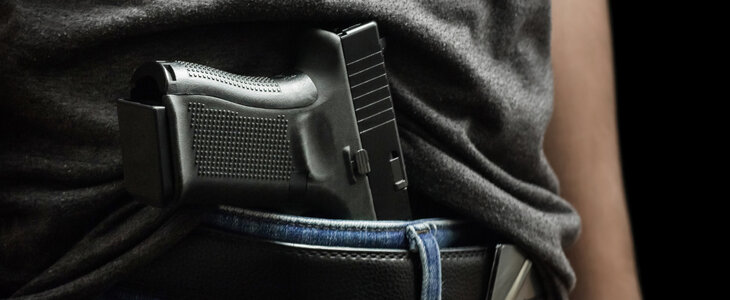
[205,206,479,249]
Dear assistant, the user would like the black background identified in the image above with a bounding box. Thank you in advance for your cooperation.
[610,2,713,299]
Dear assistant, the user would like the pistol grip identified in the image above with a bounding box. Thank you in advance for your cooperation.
[118,22,411,220]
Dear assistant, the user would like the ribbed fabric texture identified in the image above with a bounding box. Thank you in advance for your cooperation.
[0,1,580,299]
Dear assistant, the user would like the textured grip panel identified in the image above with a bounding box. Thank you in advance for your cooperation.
[188,102,292,180]
[178,61,282,93]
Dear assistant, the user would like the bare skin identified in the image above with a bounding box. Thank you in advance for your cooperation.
[546,0,643,299]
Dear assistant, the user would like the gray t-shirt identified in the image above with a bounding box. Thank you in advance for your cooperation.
[0,0,580,299]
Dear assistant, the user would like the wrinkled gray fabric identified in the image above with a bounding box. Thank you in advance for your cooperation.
[0,0,580,299]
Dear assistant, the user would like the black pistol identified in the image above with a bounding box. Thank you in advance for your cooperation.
[117,22,411,220]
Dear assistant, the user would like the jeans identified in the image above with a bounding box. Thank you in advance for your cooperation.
[106,206,489,300]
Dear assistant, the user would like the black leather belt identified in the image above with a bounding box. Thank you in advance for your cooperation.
[111,227,543,300]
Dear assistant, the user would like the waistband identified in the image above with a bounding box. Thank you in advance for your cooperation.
[205,206,490,249]
[105,206,543,300]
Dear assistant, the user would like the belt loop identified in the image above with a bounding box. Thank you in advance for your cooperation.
[406,223,442,300]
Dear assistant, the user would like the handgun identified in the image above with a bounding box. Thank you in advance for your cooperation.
[117,22,411,220]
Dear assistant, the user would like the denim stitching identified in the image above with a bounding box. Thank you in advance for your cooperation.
[207,214,468,238]
[210,214,404,232]
[421,228,442,300]
[407,223,442,300]
[407,225,430,300]
[206,216,409,248]
[206,209,473,250]
[214,206,466,231]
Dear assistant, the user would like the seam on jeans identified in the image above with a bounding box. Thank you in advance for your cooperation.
[407,224,436,300]
[213,207,467,231]
[210,213,465,233]
[209,216,400,232]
